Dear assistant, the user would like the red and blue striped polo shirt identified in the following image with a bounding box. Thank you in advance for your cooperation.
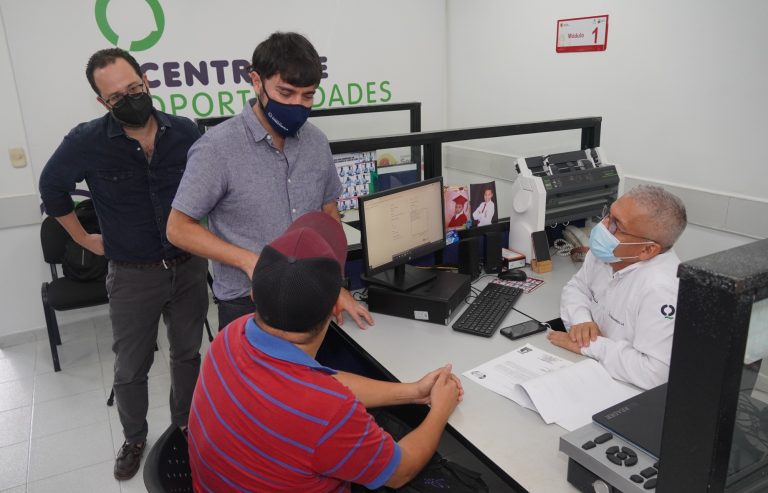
[188,315,401,492]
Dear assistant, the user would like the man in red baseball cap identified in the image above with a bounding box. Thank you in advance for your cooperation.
[188,212,463,492]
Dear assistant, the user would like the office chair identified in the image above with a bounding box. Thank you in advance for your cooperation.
[40,215,109,372]
[143,425,193,493]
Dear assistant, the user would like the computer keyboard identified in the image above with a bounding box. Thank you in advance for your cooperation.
[452,281,523,337]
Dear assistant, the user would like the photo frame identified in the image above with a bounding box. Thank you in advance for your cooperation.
[443,186,470,231]
[469,181,498,227]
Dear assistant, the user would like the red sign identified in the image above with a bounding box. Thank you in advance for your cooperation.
[556,15,609,53]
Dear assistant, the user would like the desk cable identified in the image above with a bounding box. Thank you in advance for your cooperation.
[464,274,499,305]
[352,287,368,303]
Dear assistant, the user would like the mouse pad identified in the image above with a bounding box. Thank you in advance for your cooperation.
[491,277,544,294]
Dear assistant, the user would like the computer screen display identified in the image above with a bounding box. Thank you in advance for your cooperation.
[359,177,445,291]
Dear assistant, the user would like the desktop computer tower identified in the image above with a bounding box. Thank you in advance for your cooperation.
[367,271,471,325]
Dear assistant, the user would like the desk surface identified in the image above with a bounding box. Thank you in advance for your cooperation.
[342,222,360,246]
[341,209,359,223]
[340,263,586,492]
[512,254,581,323]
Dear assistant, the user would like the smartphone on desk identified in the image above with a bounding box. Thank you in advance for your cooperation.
[500,320,548,340]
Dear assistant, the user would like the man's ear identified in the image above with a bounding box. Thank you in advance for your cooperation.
[250,289,254,302]
[638,242,663,261]
[250,71,261,91]
[97,96,109,110]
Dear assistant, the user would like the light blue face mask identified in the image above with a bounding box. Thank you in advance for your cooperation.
[589,222,652,264]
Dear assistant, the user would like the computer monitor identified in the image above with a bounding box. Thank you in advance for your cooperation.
[359,177,445,291]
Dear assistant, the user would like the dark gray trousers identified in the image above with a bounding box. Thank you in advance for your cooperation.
[216,295,255,330]
[106,256,208,444]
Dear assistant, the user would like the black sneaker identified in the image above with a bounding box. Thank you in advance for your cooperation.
[114,439,146,480]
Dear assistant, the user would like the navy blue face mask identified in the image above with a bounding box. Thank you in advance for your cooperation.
[258,84,312,137]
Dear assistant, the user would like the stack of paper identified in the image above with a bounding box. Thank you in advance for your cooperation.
[463,344,640,431]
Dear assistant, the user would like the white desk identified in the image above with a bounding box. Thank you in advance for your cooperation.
[338,264,586,492]
[343,222,361,246]
[512,254,581,323]
[340,209,359,223]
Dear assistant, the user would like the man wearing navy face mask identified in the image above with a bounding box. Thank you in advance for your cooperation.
[39,48,208,480]
[168,32,373,331]
[548,185,687,390]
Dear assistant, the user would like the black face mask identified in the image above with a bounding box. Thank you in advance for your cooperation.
[110,92,154,127]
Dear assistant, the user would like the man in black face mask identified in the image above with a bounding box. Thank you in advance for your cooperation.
[168,32,373,331]
[39,48,208,481]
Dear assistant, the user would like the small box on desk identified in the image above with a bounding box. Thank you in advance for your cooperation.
[367,271,471,325]
[502,248,526,270]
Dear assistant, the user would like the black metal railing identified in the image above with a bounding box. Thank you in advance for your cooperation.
[329,116,601,179]
[196,101,422,136]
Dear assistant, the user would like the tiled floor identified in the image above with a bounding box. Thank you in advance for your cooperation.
[0,309,216,493]
[0,307,509,492]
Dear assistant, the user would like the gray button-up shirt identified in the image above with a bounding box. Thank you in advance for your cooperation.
[173,101,342,300]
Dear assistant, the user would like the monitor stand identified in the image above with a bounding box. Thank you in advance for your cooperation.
[362,264,436,292]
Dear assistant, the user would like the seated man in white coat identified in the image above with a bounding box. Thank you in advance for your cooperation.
[548,185,687,390]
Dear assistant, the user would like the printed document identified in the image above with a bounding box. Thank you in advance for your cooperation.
[463,344,639,431]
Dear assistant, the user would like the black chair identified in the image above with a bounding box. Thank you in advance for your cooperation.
[40,215,108,372]
[143,425,193,493]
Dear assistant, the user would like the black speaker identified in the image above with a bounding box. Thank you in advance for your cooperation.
[458,236,481,281]
[484,232,504,274]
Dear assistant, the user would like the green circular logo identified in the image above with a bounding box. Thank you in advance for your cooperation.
[95,0,165,52]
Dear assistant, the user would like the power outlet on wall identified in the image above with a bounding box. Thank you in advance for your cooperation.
[9,147,27,168]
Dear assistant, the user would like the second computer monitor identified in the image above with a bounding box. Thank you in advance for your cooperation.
[359,177,445,291]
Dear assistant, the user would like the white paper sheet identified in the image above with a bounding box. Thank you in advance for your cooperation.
[464,344,640,431]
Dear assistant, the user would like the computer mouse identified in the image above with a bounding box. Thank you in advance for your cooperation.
[499,269,527,282]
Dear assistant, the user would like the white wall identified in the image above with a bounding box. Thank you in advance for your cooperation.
[445,0,768,201]
[674,224,753,263]
[0,0,447,341]
[0,15,33,198]
[0,10,51,342]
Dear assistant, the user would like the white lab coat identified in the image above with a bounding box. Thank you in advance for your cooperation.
[560,249,681,390]
[472,200,495,226]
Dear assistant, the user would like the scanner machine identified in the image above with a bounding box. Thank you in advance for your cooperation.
[508,147,620,260]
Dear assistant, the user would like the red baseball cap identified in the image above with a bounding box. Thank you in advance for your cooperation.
[251,212,346,332]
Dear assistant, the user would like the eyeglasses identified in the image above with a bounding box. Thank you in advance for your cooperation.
[600,204,657,243]
[104,82,146,108]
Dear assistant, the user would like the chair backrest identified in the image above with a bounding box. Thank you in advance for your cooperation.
[39,192,96,265]
[40,216,71,264]
[143,425,193,493]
